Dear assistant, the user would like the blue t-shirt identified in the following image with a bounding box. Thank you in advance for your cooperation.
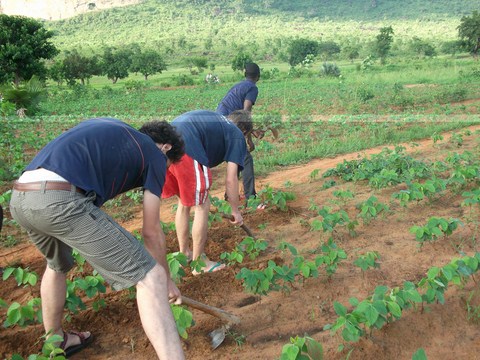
[216,79,258,116]
[172,110,246,170]
[25,118,167,207]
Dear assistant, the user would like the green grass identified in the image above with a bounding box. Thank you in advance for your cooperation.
[2,54,479,185]
[40,56,480,118]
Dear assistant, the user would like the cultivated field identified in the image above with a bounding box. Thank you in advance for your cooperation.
[1,57,479,360]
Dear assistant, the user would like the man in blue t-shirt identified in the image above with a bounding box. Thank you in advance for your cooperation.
[216,63,263,206]
[10,118,186,360]
[162,110,252,274]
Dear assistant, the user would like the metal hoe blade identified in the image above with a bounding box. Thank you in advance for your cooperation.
[209,326,228,350]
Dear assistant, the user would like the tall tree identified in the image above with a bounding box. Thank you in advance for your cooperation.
[457,11,480,56]
[231,52,253,72]
[100,47,133,84]
[130,50,167,80]
[186,56,208,74]
[62,50,101,85]
[288,38,319,67]
[374,26,394,63]
[0,15,59,85]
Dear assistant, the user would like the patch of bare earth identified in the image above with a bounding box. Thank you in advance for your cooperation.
[1,125,480,360]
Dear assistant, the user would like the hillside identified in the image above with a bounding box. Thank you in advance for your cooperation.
[40,0,476,63]
[0,0,141,20]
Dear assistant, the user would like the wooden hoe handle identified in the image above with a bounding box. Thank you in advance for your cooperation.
[221,213,256,239]
[182,296,240,325]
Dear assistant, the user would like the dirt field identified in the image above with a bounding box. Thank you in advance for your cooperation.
[1,125,480,360]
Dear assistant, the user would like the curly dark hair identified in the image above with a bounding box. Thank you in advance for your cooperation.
[139,121,185,163]
[227,110,253,135]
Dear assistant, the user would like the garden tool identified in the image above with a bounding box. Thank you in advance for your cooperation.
[182,295,241,349]
[221,213,256,239]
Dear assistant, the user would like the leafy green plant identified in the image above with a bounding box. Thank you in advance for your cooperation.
[167,251,189,283]
[125,189,143,204]
[72,249,86,272]
[320,62,340,77]
[357,196,389,224]
[238,237,268,261]
[4,298,42,327]
[226,329,246,348]
[253,186,296,211]
[280,336,323,360]
[236,261,284,295]
[466,290,480,323]
[0,100,16,118]
[161,221,176,234]
[409,217,462,247]
[8,334,67,360]
[462,189,480,208]
[310,206,358,236]
[64,273,107,318]
[220,247,245,265]
[318,238,347,277]
[1,76,48,115]
[309,168,320,182]
[412,348,428,360]
[171,304,194,339]
[332,189,355,205]
[220,236,268,264]
[432,133,444,145]
[354,251,381,272]
[449,132,464,147]
[189,256,206,274]
[75,273,107,298]
[2,266,38,287]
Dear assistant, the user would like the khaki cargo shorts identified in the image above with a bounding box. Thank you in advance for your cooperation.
[10,186,156,290]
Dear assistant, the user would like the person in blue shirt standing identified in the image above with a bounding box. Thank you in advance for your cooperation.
[217,63,264,208]
[162,110,252,274]
[10,118,186,360]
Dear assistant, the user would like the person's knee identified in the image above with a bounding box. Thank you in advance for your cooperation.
[137,264,168,290]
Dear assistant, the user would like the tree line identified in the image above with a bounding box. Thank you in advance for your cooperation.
[0,11,479,113]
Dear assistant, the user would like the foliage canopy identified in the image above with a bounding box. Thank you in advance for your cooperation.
[0,15,58,85]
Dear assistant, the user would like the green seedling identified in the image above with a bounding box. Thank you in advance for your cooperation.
[125,189,143,204]
[280,336,323,360]
[167,252,188,283]
[354,251,381,272]
[466,290,480,323]
[412,348,428,360]
[171,304,193,339]
[309,169,320,182]
[2,266,38,287]
[410,217,462,247]
[8,334,67,360]
[432,133,444,145]
[332,189,355,205]
[4,298,42,327]
[357,196,389,224]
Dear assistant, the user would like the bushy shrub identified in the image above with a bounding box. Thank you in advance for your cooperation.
[0,76,46,115]
[320,62,341,77]
[173,74,194,86]
[260,67,280,80]
[124,80,145,92]
[0,100,16,118]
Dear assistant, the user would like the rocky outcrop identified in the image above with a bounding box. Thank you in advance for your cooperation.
[0,0,142,20]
